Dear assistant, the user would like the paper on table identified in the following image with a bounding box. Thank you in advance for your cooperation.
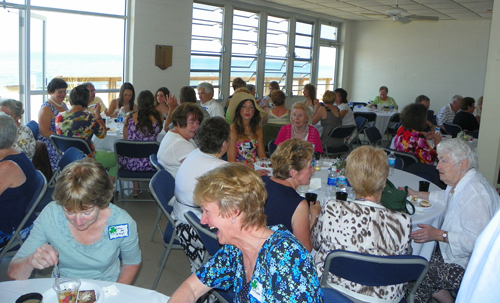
[103,284,119,297]
[309,178,322,190]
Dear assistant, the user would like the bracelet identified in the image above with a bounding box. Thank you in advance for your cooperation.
[96,117,103,121]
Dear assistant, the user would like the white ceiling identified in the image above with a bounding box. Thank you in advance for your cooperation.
[262,0,494,21]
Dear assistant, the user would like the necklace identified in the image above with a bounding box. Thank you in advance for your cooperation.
[50,98,65,108]
[292,125,307,136]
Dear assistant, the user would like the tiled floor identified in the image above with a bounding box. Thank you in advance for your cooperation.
[0,194,192,297]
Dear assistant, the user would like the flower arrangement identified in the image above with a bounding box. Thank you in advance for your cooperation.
[332,157,346,173]
[456,131,472,142]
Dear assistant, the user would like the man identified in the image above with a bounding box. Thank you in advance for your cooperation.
[415,94,437,129]
[436,95,462,128]
[453,97,479,132]
[83,82,107,115]
[196,82,224,118]
[163,86,210,131]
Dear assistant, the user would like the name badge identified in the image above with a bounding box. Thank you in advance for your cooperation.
[108,224,129,240]
[243,142,252,149]
[249,279,263,301]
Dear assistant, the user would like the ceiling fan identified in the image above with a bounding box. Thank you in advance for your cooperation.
[362,0,439,24]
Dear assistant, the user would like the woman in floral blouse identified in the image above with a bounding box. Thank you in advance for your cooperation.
[169,163,323,303]
[394,103,442,164]
[0,99,36,160]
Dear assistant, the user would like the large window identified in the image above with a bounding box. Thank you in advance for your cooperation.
[292,21,313,96]
[317,23,339,97]
[264,15,289,97]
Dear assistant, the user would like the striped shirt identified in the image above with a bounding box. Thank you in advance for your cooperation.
[437,104,455,127]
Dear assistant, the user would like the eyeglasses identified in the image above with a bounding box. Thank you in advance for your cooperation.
[55,89,67,94]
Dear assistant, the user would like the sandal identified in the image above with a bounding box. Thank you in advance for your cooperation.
[132,190,143,197]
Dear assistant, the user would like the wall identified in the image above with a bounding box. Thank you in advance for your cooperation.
[345,19,491,112]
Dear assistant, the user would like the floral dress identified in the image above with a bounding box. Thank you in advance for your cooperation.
[118,119,161,171]
[235,138,258,164]
[393,126,437,164]
[37,101,68,170]
[55,111,106,151]
[14,125,36,160]
[196,225,323,303]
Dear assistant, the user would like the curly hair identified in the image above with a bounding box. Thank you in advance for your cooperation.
[0,113,18,149]
[400,103,427,132]
[271,138,314,180]
[0,99,24,118]
[196,117,230,154]
[128,90,164,135]
[118,82,135,112]
[172,103,204,128]
[232,77,247,90]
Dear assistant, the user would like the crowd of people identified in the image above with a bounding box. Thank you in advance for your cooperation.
[1,78,497,303]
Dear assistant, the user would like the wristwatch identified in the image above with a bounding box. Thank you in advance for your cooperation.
[442,231,448,243]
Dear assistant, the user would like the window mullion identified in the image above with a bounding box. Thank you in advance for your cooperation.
[220,3,233,100]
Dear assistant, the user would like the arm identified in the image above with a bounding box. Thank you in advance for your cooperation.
[227,126,238,162]
[291,200,313,252]
[38,106,55,138]
[117,263,141,284]
[311,106,325,125]
[309,126,324,153]
[92,107,106,139]
[106,99,118,117]
[339,109,348,119]
[122,115,130,139]
[274,125,288,146]
[169,273,212,303]
[256,126,266,159]
[8,244,58,280]
[0,161,26,195]
[164,95,178,131]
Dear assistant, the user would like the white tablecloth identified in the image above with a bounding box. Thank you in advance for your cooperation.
[353,106,395,135]
[0,278,170,303]
[309,168,444,261]
[92,122,166,152]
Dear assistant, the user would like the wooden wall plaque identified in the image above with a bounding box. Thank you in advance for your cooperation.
[155,45,172,70]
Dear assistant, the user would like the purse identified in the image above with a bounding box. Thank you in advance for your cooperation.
[381,180,415,215]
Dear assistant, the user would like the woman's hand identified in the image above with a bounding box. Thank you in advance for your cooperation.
[30,244,59,270]
[410,224,441,243]
[166,94,178,109]
[94,103,101,117]
[434,131,442,146]
[256,169,269,176]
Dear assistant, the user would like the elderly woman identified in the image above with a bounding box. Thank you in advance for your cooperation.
[372,85,398,109]
[38,77,69,170]
[173,116,229,271]
[263,139,321,252]
[407,139,500,303]
[263,90,290,125]
[394,103,441,164]
[274,102,323,153]
[0,99,36,160]
[106,82,135,118]
[157,102,203,177]
[0,113,37,248]
[312,90,343,150]
[168,163,323,303]
[8,158,141,283]
[312,145,412,302]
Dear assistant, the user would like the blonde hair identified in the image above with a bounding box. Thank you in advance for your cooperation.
[345,146,388,198]
[322,90,336,105]
[291,102,312,125]
[193,163,267,230]
[271,138,313,180]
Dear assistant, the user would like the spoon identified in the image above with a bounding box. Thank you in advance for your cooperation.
[54,263,61,289]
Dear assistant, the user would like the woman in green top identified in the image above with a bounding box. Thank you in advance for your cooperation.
[372,86,398,109]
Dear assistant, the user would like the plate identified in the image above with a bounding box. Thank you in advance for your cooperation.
[42,280,104,303]
[407,196,433,209]
[254,164,273,174]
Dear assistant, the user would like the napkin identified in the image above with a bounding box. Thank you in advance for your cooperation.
[103,284,119,297]
[309,178,322,190]
[413,208,425,215]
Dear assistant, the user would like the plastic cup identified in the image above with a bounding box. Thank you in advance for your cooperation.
[305,192,318,205]
[336,191,348,201]
[419,181,430,192]
[53,278,80,303]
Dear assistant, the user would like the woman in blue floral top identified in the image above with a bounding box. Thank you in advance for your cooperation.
[169,163,323,303]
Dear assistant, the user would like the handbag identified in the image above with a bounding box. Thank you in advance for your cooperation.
[381,180,415,215]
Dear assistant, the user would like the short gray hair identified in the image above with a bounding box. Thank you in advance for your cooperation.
[437,138,478,170]
[452,95,463,103]
[246,84,255,93]
[0,99,24,118]
[197,82,214,95]
[0,112,18,149]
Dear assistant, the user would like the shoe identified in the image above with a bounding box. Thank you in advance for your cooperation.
[132,190,143,197]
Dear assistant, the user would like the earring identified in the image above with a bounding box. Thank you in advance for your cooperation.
[231,217,236,224]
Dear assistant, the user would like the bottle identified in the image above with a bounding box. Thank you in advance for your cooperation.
[390,105,395,113]
[388,151,396,176]
[326,167,337,200]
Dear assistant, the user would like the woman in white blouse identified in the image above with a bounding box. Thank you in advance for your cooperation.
[408,139,500,303]
[333,88,355,126]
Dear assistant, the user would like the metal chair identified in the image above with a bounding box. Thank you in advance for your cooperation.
[262,123,282,157]
[354,112,376,144]
[321,250,429,303]
[268,139,277,156]
[322,125,357,157]
[50,134,94,157]
[383,148,419,169]
[26,120,39,138]
[149,170,183,290]
[322,287,353,303]
[364,126,383,146]
[0,170,47,260]
[149,154,164,171]
[114,140,160,203]
[354,116,368,146]
[385,113,401,143]
[443,122,462,138]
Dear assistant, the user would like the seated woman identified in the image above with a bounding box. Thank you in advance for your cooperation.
[55,84,116,179]
[168,163,323,303]
[312,90,343,150]
[312,145,412,302]
[154,87,170,119]
[274,102,323,153]
[263,90,290,125]
[0,113,37,248]
[173,116,229,272]
[372,85,398,109]
[106,82,136,118]
[263,138,321,252]
[8,158,141,283]
[0,99,36,160]
[394,103,442,164]
[157,103,203,177]
[227,92,267,165]
[259,81,280,110]
[302,83,319,113]
[119,90,163,195]
[407,139,499,303]
[453,97,479,133]
[333,88,355,126]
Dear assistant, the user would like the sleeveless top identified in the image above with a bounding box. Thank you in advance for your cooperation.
[267,110,290,125]
[37,101,68,170]
[0,153,37,234]
[320,104,343,149]
[235,138,258,164]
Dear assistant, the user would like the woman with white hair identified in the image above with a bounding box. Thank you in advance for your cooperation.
[408,139,500,303]
[0,99,36,160]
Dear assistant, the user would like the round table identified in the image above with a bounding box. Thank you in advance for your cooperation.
[0,278,170,303]
[307,168,444,261]
[353,106,395,135]
[92,122,166,152]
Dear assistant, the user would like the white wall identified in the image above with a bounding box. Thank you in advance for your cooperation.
[345,20,491,113]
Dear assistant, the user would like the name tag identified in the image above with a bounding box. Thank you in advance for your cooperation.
[108,224,129,240]
[249,279,263,301]
[243,142,252,149]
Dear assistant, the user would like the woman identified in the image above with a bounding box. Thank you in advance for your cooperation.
[154,87,170,118]
[168,163,323,303]
[227,92,267,165]
[302,83,319,113]
[407,139,499,303]
[225,87,251,125]
[8,158,141,283]
[55,84,116,179]
[120,90,163,195]
[274,102,324,153]
[312,90,343,150]
[260,81,280,110]
[333,88,355,126]
[38,77,68,170]
[173,116,229,272]
[372,86,398,109]
[106,82,135,118]
[394,103,441,164]
[312,145,412,302]
[0,113,37,248]
[263,90,290,125]
[157,102,203,177]
[0,99,36,160]
[263,139,321,252]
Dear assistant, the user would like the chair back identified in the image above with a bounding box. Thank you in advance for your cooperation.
[150,154,164,171]
[354,112,377,123]
[26,120,39,138]
[184,211,221,256]
[364,127,383,146]
[354,116,367,132]
[352,102,368,108]
[443,122,462,138]
[149,170,175,216]
[321,250,429,303]
[383,148,419,168]
[114,139,160,159]
[327,125,357,140]
[262,123,282,151]
[50,134,94,157]
[268,140,277,156]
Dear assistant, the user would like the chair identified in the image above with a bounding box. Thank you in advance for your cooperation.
[322,287,353,303]
[351,102,368,109]
[262,123,282,156]
[149,170,183,290]
[321,250,429,303]
[364,126,383,146]
[384,113,401,143]
[149,154,164,171]
[50,134,94,157]
[383,148,419,169]
[404,163,447,189]
[322,125,357,157]
[0,170,47,260]
[354,112,376,144]
[114,140,160,203]
[26,120,39,138]
[442,122,462,138]
[268,139,277,156]
[354,116,368,146]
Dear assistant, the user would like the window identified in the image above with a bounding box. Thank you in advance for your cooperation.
[292,21,313,96]
[264,15,288,97]
[317,23,339,97]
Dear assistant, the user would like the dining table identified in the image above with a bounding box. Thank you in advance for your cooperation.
[353,106,396,135]
[307,167,445,261]
[0,278,170,303]
[92,121,166,152]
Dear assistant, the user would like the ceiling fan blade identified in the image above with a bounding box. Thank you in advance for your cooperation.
[407,15,439,21]
[396,16,411,24]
